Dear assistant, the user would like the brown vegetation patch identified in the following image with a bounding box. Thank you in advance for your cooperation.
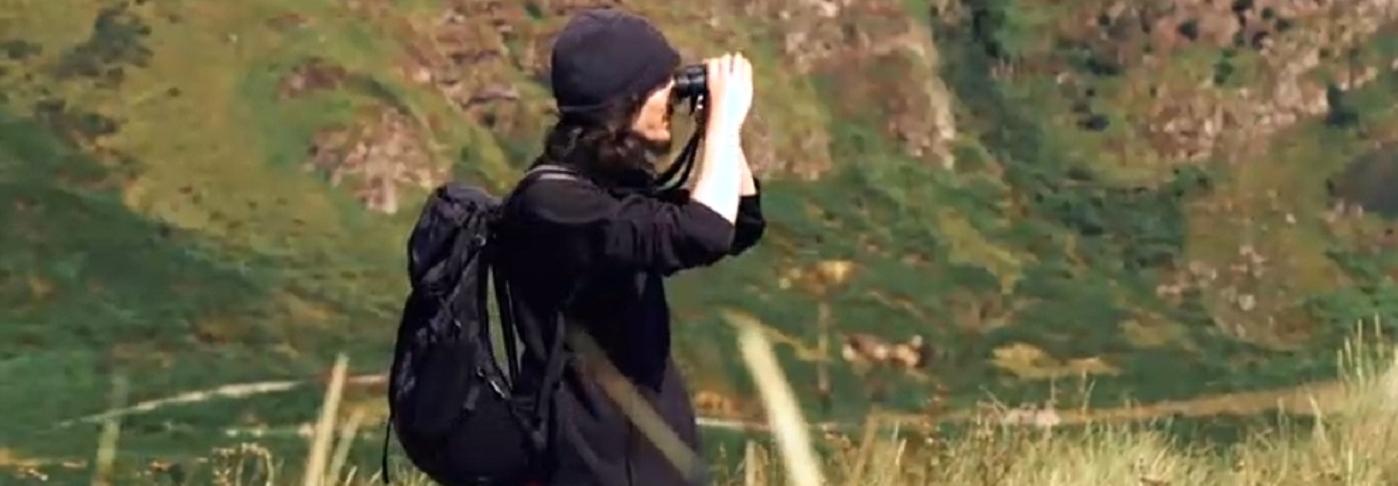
[305,106,444,214]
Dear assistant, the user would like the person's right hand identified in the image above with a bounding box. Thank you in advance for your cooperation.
[704,53,753,136]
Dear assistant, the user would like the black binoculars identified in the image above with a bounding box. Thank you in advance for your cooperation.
[672,64,707,108]
[655,64,709,193]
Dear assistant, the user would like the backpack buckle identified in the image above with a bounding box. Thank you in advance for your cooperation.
[487,377,508,399]
[475,367,508,399]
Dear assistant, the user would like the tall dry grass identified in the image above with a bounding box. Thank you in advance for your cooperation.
[708,320,1398,486]
[127,321,1398,485]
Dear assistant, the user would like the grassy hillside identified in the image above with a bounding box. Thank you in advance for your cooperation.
[4,0,1398,482]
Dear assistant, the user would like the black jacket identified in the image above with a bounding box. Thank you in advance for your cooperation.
[496,164,765,486]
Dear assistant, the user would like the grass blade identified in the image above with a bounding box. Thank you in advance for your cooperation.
[727,309,826,486]
[302,354,348,486]
[92,374,128,486]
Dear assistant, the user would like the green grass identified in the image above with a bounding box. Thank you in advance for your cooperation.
[0,0,419,467]
[0,110,284,456]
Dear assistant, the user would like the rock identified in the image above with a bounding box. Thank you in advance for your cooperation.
[815,260,856,287]
[767,0,957,170]
[1239,244,1255,257]
[305,107,444,215]
[693,390,739,417]
[889,335,931,370]
[842,333,891,365]
[278,58,348,99]
[1239,294,1257,312]
[411,67,433,84]
[1140,0,1398,160]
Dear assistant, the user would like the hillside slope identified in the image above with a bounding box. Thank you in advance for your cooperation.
[3,0,1398,479]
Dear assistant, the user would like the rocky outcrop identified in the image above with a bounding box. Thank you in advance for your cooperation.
[325,0,965,201]
[400,0,959,178]
[1137,0,1398,162]
[306,107,445,214]
[398,0,553,141]
[1064,0,1398,163]
[756,0,959,168]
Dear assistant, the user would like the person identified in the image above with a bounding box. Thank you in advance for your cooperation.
[493,7,765,486]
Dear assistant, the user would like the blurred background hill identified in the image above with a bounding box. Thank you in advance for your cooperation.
[4,0,1398,482]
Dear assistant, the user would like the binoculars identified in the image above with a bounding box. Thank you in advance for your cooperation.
[672,64,707,109]
[655,64,709,192]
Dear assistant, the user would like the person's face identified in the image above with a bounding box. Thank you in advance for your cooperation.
[630,80,674,147]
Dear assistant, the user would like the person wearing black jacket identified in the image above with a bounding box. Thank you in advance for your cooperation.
[493,7,764,486]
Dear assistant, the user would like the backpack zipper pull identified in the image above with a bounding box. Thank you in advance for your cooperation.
[475,367,508,400]
[487,376,508,399]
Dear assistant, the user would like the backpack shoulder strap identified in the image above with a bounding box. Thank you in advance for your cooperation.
[493,164,593,450]
[512,164,583,197]
[483,163,587,450]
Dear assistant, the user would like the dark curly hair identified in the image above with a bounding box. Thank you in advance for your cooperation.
[534,89,673,188]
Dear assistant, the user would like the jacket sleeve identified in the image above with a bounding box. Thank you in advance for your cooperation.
[514,179,736,276]
[729,180,766,256]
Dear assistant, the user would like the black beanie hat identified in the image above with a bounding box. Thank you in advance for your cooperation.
[550,8,681,116]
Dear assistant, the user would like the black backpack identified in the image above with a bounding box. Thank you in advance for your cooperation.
[382,165,577,485]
